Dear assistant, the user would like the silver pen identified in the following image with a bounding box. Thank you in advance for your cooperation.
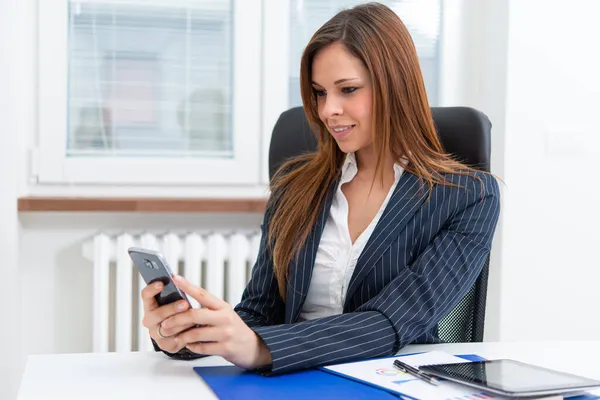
[393,359,440,386]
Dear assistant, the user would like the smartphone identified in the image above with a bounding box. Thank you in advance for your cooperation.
[128,247,192,308]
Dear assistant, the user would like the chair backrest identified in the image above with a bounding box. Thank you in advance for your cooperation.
[268,105,492,342]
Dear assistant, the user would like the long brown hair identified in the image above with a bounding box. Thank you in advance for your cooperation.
[268,2,479,300]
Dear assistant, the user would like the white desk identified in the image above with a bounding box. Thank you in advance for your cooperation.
[17,341,600,400]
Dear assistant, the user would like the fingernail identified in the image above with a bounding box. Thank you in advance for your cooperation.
[177,302,187,311]
[173,275,182,281]
[161,321,168,328]
[154,282,163,289]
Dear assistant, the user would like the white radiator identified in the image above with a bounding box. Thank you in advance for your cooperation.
[82,231,261,353]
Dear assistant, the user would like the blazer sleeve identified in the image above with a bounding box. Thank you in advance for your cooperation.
[233,198,286,328]
[251,173,501,375]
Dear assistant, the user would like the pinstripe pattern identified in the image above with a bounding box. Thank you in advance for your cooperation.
[234,171,500,375]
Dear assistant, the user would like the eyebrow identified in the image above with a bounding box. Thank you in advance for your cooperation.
[311,77,360,86]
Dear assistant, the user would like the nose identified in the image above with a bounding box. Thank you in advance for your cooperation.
[320,94,343,119]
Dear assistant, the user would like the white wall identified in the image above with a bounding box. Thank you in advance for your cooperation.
[499,0,600,340]
[449,0,510,342]
[449,0,600,343]
[0,0,24,398]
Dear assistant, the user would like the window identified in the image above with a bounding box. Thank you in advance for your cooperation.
[38,0,262,185]
[67,3,233,156]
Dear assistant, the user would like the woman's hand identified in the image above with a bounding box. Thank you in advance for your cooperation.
[140,281,193,354]
[159,275,272,370]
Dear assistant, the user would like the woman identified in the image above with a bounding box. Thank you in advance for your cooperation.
[140,2,500,375]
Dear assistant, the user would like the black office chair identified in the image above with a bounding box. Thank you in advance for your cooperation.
[268,105,492,343]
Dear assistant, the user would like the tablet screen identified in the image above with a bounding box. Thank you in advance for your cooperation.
[420,359,600,394]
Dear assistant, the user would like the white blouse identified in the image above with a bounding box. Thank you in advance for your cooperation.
[298,153,404,321]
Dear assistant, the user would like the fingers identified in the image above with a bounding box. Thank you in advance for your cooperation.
[173,275,229,310]
[158,321,196,338]
[140,282,192,354]
[186,341,222,357]
[141,299,189,329]
[160,308,225,336]
[140,277,235,359]
[177,326,223,346]
[151,325,185,354]
[141,281,164,313]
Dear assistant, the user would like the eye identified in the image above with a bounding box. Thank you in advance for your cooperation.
[342,87,358,94]
[312,88,326,97]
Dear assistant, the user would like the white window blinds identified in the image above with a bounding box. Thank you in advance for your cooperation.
[289,0,442,107]
[67,0,234,157]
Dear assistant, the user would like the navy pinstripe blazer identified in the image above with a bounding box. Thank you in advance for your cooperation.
[233,169,500,375]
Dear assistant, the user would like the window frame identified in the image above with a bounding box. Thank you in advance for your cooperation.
[37,0,263,185]
[260,0,290,184]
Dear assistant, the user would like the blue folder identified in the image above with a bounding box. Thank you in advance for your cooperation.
[193,364,398,399]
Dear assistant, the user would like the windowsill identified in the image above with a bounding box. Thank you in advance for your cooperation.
[17,197,268,213]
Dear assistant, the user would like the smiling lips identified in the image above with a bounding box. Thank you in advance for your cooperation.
[329,124,356,139]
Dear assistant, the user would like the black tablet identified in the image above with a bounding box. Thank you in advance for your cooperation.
[420,359,600,397]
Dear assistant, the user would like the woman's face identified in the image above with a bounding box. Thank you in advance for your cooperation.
[311,42,373,154]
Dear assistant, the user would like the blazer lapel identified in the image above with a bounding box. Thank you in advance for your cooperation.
[344,172,429,307]
[285,180,337,323]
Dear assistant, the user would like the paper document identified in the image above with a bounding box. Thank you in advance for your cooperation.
[322,351,510,400]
